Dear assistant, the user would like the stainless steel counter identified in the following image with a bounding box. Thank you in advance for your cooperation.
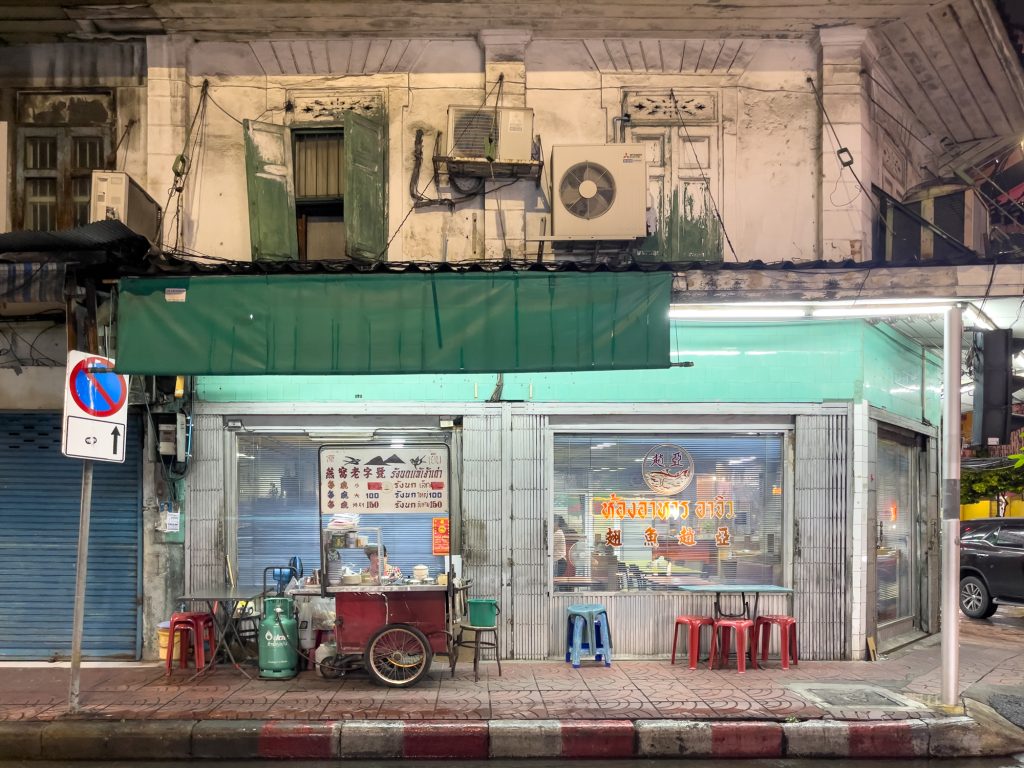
[292,584,448,595]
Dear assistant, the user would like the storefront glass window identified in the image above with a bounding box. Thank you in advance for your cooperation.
[552,433,785,592]
[236,434,446,586]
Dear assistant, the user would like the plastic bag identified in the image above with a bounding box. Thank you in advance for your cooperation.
[310,597,336,630]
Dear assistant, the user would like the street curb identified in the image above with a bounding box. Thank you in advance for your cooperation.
[192,719,262,759]
[258,721,336,759]
[13,714,1024,760]
[0,721,46,759]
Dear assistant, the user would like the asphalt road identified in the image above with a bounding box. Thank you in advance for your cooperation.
[2,759,1024,767]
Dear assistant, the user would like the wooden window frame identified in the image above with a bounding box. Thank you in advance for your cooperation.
[15,126,112,231]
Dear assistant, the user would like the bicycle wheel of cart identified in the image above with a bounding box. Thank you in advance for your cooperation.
[364,623,433,687]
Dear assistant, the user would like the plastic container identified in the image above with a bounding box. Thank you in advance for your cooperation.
[157,620,181,661]
[467,598,499,628]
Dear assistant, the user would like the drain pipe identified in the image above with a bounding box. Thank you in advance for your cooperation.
[941,305,962,707]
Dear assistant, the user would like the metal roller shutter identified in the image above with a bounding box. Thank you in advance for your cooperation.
[0,412,141,659]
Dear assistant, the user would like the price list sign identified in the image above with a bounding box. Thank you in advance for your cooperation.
[319,444,449,515]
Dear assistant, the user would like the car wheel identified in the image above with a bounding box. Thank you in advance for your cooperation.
[959,575,992,619]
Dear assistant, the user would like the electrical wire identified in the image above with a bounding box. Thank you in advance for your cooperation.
[112,119,137,171]
[205,91,245,127]
[669,89,738,262]
[0,321,62,365]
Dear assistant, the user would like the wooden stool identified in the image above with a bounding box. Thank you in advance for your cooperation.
[754,614,798,669]
[709,618,757,673]
[671,615,714,670]
[454,622,502,682]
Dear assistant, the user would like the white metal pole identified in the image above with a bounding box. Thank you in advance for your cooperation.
[941,306,962,707]
[68,459,93,714]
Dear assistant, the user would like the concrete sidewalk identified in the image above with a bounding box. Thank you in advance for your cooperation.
[1,610,1022,760]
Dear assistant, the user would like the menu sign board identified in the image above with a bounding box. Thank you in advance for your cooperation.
[319,444,449,515]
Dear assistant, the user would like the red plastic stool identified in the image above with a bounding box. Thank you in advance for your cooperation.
[671,615,714,670]
[709,618,757,673]
[165,611,216,672]
[165,618,195,674]
[754,614,798,669]
[179,611,216,668]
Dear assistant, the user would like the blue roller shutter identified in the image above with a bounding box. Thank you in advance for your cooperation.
[0,412,141,659]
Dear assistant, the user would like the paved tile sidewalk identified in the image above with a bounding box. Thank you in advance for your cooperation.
[1,609,1020,723]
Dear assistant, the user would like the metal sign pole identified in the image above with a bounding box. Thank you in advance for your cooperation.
[941,306,962,707]
[68,459,94,713]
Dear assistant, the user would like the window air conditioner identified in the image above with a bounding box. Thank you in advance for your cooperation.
[446,106,534,163]
[90,170,161,244]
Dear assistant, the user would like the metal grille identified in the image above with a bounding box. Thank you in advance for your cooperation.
[793,413,850,660]
[187,415,226,592]
[73,136,103,170]
[25,137,57,169]
[0,412,141,659]
[294,132,344,200]
[510,413,548,660]
[24,178,56,231]
[461,411,505,647]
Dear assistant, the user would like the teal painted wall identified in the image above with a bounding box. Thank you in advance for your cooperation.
[197,319,939,419]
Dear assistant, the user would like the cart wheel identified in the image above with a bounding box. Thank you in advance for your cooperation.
[319,655,345,679]
[364,624,433,687]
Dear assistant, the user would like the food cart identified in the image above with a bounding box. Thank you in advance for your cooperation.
[313,444,457,687]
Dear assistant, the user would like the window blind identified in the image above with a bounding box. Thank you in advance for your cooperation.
[236,433,448,587]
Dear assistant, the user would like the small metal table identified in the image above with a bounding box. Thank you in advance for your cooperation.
[677,583,792,623]
[177,585,266,676]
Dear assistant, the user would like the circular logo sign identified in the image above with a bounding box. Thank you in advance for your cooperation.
[642,444,695,496]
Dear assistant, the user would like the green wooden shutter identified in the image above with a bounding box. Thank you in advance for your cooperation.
[344,111,386,261]
[243,120,298,261]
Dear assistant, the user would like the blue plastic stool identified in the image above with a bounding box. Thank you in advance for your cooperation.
[564,603,612,668]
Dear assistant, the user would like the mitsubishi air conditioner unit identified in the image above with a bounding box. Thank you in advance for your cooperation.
[90,170,161,243]
[446,106,534,162]
[551,144,647,240]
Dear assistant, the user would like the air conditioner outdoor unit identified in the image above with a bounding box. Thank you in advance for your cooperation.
[446,106,534,162]
[551,144,647,240]
[90,170,161,243]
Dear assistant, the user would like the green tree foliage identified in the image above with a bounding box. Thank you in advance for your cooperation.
[960,464,1024,504]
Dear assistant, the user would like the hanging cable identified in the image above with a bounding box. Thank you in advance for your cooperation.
[669,89,738,262]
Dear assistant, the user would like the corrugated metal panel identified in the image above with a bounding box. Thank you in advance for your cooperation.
[187,415,225,591]
[0,412,141,659]
[548,592,792,658]
[510,413,548,660]
[793,413,850,660]
[461,411,505,649]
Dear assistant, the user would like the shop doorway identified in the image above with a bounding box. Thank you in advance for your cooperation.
[875,431,921,643]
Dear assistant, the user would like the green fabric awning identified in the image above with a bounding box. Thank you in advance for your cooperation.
[115,271,671,376]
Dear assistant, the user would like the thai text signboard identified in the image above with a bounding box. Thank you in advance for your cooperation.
[319,444,449,515]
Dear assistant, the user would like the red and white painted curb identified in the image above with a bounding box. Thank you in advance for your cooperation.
[0,715,1019,760]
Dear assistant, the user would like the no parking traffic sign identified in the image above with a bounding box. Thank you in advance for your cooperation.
[62,350,129,463]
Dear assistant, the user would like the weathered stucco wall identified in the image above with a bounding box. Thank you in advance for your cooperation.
[170,36,839,264]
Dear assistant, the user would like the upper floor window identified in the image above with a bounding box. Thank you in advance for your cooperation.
[243,111,384,262]
[14,91,114,232]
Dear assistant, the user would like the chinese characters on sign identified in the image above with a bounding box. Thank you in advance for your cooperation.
[319,445,449,515]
